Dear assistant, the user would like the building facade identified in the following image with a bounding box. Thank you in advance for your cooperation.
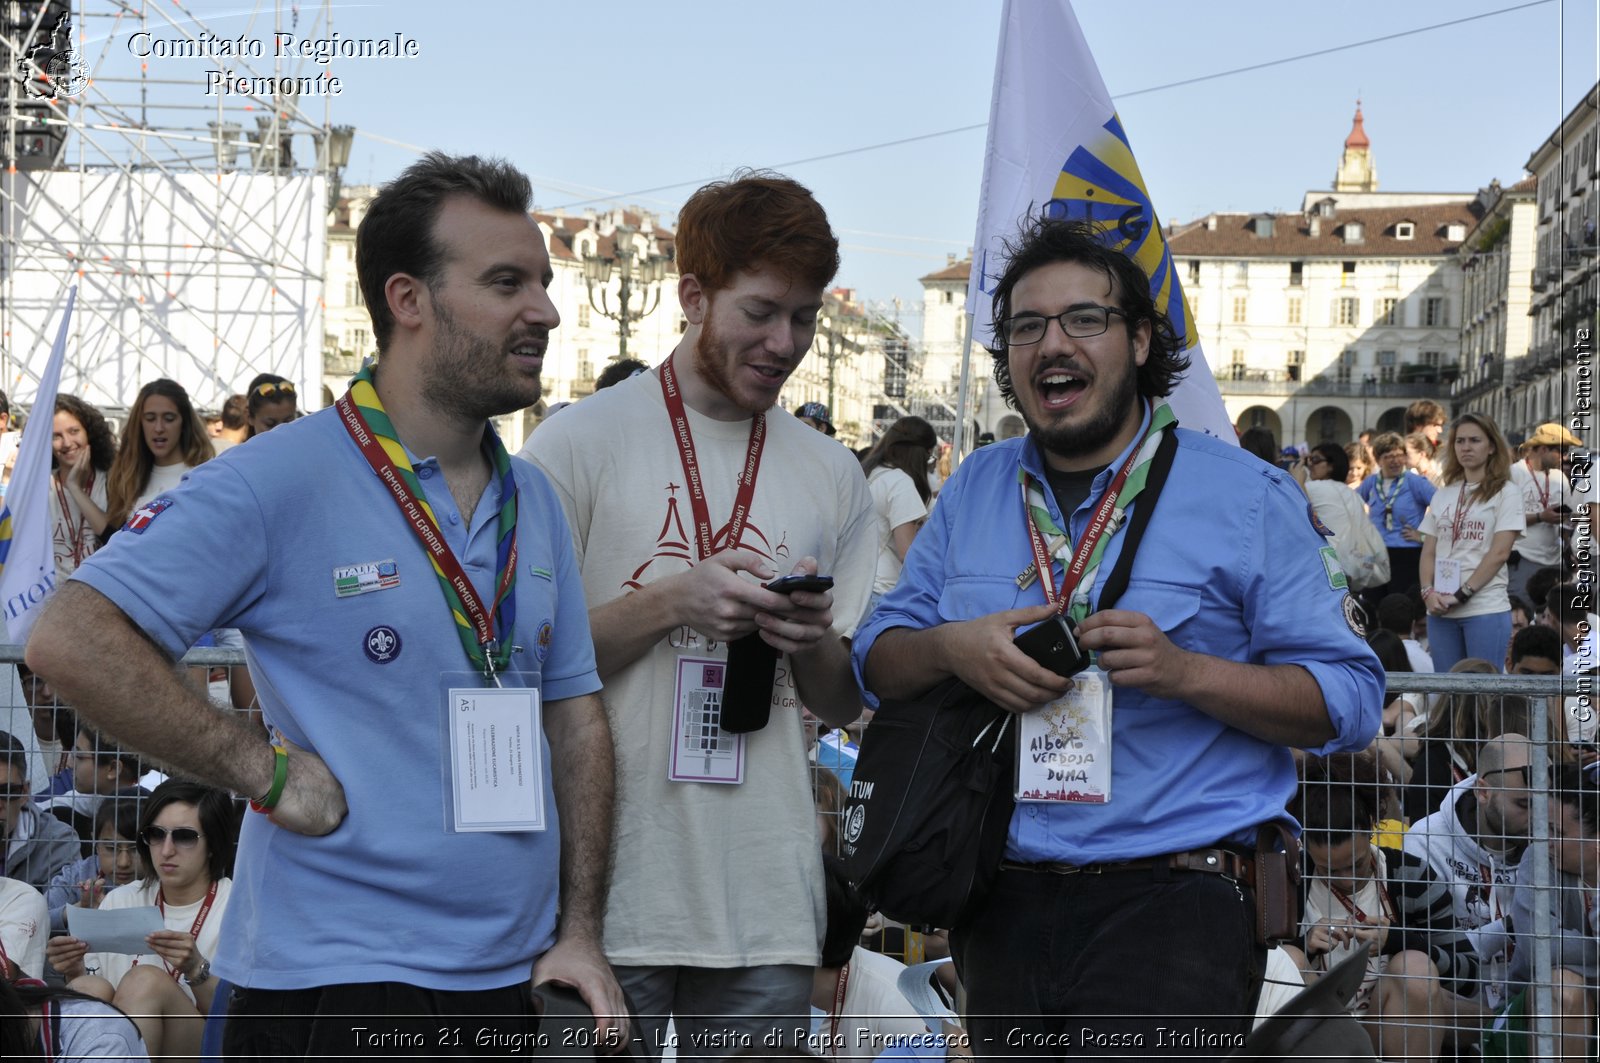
[1452,178,1538,433]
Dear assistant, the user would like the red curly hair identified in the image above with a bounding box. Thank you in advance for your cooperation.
[675,170,839,295]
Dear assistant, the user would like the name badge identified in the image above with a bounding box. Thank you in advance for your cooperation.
[1434,557,1462,595]
[444,683,546,832]
[333,559,400,598]
[1016,668,1112,804]
[668,656,746,785]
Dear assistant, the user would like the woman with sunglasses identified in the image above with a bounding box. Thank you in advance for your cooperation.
[45,780,234,1059]
[103,379,213,535]
[243,373,297,438]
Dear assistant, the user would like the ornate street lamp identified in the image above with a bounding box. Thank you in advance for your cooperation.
[583,222,668,359]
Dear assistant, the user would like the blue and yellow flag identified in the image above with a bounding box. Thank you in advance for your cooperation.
[969,0,1232,440]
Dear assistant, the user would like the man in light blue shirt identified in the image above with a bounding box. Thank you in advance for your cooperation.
[26,152,627,1057]
[854,217,1383,1057]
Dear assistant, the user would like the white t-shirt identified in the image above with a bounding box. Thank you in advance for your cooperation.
[524,370,877,968]
[48,470,108,582]
[1418,480,1525,617]
[865,466,928,596]
[0,876,48,979]
[1508,460,1570,567]
[825,947,932,1061]
[34,996,148,1060]
[80,877,232,1005]
[132,461,196,512]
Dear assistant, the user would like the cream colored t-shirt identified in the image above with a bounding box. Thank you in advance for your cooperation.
[82,877,232,1005]
[1419,480,1525,617]
[524,370,876,967]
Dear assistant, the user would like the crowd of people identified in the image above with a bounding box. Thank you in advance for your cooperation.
[0,147,1590,1063]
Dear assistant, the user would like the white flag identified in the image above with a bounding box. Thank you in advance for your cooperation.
[0,286,76,642]
[969,0,1233,441]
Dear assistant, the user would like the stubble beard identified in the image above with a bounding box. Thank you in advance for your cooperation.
[692,310,776,416]
[425,296,543,422]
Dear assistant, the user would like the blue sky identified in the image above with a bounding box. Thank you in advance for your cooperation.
[89,0,1598,322]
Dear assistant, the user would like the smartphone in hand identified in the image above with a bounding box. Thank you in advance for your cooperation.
[1012,614,1091,679]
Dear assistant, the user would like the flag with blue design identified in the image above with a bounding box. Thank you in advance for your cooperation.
[0,286,76,642]
[969,0,1232,440]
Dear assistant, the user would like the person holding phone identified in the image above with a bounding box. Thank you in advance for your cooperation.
[853,217,1383,1056]
[1506,422,1579,605]
[524,173,876,1059]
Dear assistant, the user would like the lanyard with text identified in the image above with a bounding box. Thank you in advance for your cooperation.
[1531,467,1551,510]
[659,356,767,560]
[1020,400,1174,624]
[1449,482,1478,548]
[337,366,518,680]
[150,880,219,981]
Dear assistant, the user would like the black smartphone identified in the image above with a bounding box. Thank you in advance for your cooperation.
[766,574,834,594]
[1012,615,1091,679]
[1555,504,1573,515]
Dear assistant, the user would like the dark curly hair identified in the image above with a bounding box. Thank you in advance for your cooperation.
[987,217,1189,408]
[53,393,117,472]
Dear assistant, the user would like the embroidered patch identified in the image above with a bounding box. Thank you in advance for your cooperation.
[535,619,553,662]
[123,497,174,534]
[528,564,553,580]
[1307,503,1333,539]
[1342,594,1368,639]
[333,559,400,598]
[362,625,402,664]
[1319,546,1348,591]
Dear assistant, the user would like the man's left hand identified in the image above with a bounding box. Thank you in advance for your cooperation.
[530,937,630,1055]
[1076,610,1193,700]
[753,556,835,656]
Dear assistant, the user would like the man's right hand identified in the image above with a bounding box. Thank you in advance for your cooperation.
[943,602,1073,714]
[265,737,348,836]
[662,549,778,644]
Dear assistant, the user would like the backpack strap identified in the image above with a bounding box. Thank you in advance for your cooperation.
[1095,425,1178,612]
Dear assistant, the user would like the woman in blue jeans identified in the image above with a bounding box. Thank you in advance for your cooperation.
[1418,412,1524,671]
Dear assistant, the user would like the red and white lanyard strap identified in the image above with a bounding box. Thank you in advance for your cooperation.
[1023,427,1145,614]
[1532,467,1551,511]
[828,960,852,1051]
[150,880,219,981]
[1329,879,1396,925]
[659,357,767,560]
[1449,482,1478,547]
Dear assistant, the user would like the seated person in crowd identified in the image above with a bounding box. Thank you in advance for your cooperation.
[13,664,73,799]
[0,875,48,980]
[44,798,141,935]
[1294,750,1484,1062]
[1508,624,1563,677]
[1376,592,1433,673]
[39,724,146,843]
[0,732,79,889]
[1402,733,1533,1009]
[1501,764,1598,1063]
[46,780,234,1060]
[0,976,148,1061]
[1544,582,1598,675]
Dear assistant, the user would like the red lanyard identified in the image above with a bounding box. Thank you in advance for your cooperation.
[1449,482,1478,547]
[1329,878,1396,925]
[53,471,95,566]
[659,357,767,560]
[146,881,219,981]
[1023,428,1145,612]
[1530,465,1551,511]
[336,394,514,662]
[828,959,852,1051]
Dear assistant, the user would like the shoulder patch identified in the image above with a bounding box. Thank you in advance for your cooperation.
[1307,502,1333,539]
[123,497,174,534]
[1342,593,1368,639]
[1319,546,1348,591]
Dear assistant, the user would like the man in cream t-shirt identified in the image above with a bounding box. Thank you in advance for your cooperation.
[1507,422,1578,604]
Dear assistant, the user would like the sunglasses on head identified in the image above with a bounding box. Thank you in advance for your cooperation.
[141,826,203,847]
[252,381,296,398]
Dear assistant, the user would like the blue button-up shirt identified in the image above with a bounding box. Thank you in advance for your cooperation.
[852,418,1384,863]
[1358,471,1437,548]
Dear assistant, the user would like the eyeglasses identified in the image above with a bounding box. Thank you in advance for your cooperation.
[1308,455,1329,466]
[141,826,204,848]
[252,381,296,398]
[998,305,1129,346]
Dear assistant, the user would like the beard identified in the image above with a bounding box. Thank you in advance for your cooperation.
[1019,346,1141,461]
[691,304,782,416]
[424,295,544,422]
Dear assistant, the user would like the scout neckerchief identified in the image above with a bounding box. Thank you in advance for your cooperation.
[659,356,767,559]
[1374,473,1408,532]
[1016,400,1176,626]
[337,365,518,679]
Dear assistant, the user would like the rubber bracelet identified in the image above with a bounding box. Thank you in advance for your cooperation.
[249,742,289,813]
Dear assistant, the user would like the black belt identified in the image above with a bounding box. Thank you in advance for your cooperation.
[1000,846,1254,882]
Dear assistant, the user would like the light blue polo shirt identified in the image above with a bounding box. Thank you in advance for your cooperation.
[852,415,1385,865]
[73,407,600,991]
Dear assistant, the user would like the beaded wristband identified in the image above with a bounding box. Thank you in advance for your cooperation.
[249,741,289,813]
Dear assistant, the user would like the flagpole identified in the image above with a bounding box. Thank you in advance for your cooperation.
[952,317,977,466]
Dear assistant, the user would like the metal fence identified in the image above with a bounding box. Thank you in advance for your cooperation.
[7,645,1595,1058]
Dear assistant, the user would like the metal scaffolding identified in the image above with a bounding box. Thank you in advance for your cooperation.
[1,0,346,414]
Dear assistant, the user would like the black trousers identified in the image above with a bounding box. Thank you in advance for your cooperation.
[951,864,1265,1061]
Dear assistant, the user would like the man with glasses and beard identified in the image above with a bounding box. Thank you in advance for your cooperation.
[524,172,875,1058]
[853,217,1383,1056]
[25,152,626,1057]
